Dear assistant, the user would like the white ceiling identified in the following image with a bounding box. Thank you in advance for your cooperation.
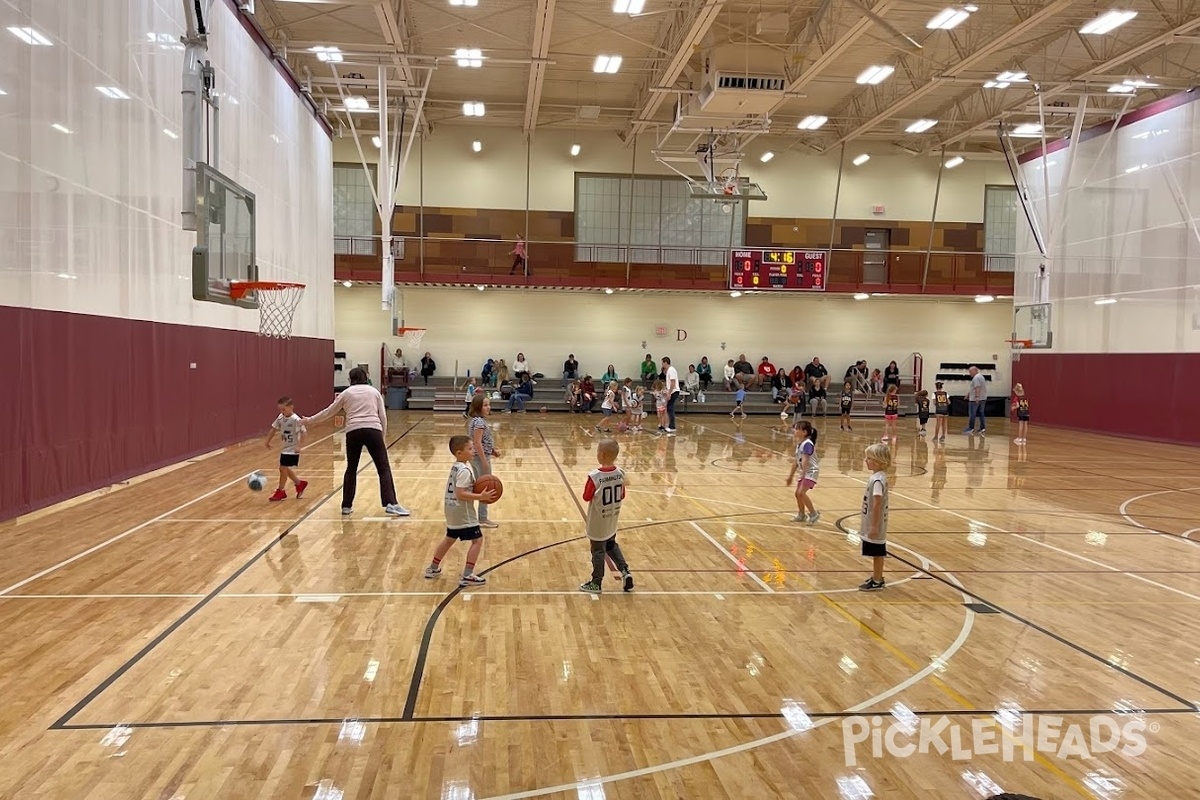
[254,0,1200,160]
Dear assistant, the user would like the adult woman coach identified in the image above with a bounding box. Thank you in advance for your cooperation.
[303,367,410,517]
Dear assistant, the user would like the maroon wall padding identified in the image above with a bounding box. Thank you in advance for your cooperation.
[1013,353,1200,445]
[0,306,333,522]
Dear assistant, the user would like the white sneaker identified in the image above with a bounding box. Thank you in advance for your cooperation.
[341,507,353,516]
[792,514,806,523]
[479,520,499,529]
[384,503,411,516]
[424,565,442,579]
[808,511,821,525]
[460,573,487,586]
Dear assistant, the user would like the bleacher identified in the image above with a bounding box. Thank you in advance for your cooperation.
[401,376,920,417]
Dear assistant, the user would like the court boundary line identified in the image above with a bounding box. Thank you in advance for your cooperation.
[1117,486,1200,547]
[0,430,344,597]
[48,423,422,731]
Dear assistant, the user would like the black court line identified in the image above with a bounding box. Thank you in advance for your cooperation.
[53,705,1199,731]
[50,422,422,731]
[832,515,1198,712]
[398,427,590,720]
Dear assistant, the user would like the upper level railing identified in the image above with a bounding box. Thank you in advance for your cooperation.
[333,236,1015,295]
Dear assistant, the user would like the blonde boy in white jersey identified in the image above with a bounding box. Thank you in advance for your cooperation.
[425,435,497,586]
[858,443,891,591]
[579,439,634,594]
[264,396,308,502]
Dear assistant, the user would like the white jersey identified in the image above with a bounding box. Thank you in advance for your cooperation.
[272,413,306,455]
[444,461,479,529]
[601,389,616,411]
[796,439,820,483]
[859,470,889,543]
[584,466,625,541]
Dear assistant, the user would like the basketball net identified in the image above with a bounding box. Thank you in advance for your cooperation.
[398,327,427,353]
[229,282,306,339]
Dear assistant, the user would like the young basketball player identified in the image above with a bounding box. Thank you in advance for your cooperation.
[467,393,501,529]
[915,389,931,436]
[882,385,900,442]
[786,420,821,525]
[839,381,854,431]
[425,435,497,587]
[579,439,633,594]
[730,379,747,419]
[597,380,620,433]
[1012,383,1030,444]
[462,378,477,418]
[620,378,636,429]
[933,381,950,442]
[264,396,308,502]
[859,443,891,591]
[631,385,647,432]
[652,379,668,430]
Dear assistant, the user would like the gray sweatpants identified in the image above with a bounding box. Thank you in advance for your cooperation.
[470,454,491,522]
[590,536,629,583]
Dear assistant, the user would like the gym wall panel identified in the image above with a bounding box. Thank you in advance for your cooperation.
[333,130,1013,223]
[334,285,1013,397]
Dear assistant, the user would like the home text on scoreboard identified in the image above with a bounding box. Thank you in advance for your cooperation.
[729,249,827,291]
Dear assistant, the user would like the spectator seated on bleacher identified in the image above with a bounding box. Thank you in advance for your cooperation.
[788,365,805,388]
[723,359,737,390]
[734,354,758,389]
[884,360,901,390]
[563,354,579,386]
[870,368,884,394]
[601,364,619,385]
[697,357,713,390]
[579,375,597,411]
[419,352,436,386]
[771,371,792,403]
[482,358,496,387]
[639,354,657,386]
[758,357,777,391]
[506,373,535,413]
[808,383,829,414]
[684,365,700,393]
[565,381,584,412]
[804,357,831,390]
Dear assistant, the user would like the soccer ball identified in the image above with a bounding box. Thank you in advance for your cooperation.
[247,471,268,491]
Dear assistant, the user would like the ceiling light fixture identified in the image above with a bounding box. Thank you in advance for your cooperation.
[1080,10,1137,34]
[96,86,130,100]
[449,0,479,6]
[613,0,645,13]
[343,95,369,110]
[927,8,971,29]
[371,135,382,148]
[570,143,581,156]
[983,81,1010,89]
[853,292,870,300]
[462,101,485,116]
[454,47,482,67]
[975,294,995,303]
[797,115,828,130]
[472,140,482,152]
[1122,78,1158,88]
[852,153,870,166]
[1012,123,1042,136]
[0,88,7,96]
[760,151,774,163]
[51,123,71,134]
[997,71,1028,82]
[593,55,623,74]
[163,128,178,139]
[905,119,938,133]
[309,45,343,62]
[1107,83,1136,93]
[1094,297,1117,305]
[944,156,964,168]
[855,65,894,85]
[8,26,51,45]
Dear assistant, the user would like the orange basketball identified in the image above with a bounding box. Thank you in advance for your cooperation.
[474,474,503,503]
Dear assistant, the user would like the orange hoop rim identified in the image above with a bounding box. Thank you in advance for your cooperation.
[1005,339,1034,347]
[397,327,427,335]
[229,281,306,300]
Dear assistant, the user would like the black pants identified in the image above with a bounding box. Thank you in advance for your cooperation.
[510,255,525,274]
[666,390,679,429]
[343,428,397,509]
[699,375,710,390]
[591,536,629,583]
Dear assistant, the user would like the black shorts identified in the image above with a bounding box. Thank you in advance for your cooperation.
[1017,412,1030,421]
[279,453,300,468]
[841,405,852,413]
[447,525,483,541]
[862,539,887,558]
[918,413,929,424]
[936,408,949,417]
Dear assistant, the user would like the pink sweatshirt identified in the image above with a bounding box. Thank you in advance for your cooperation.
[306,384,386,433]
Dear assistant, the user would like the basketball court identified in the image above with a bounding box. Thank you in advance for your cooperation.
[1,411,1198,798]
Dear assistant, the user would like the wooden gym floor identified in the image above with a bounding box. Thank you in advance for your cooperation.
[1,412,1199,799]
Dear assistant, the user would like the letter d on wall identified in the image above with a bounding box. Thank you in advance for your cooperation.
[676,329,688,341]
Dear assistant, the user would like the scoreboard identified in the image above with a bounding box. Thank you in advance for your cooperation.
[729,249,827,291]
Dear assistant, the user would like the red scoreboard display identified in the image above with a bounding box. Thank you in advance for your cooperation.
[729,249,827,291]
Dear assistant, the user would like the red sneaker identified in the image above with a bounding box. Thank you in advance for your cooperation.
[294,480,309,498]
[269,489,287,502]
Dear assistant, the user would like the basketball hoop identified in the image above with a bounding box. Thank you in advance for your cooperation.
[398,326,427,352]
[1006,339,1033,362]
[229,281,306,339]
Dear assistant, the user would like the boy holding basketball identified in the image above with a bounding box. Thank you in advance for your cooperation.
[264,396,308,501]
[426,435,497,586]
[858,443,891,592]
[579,439,634,594]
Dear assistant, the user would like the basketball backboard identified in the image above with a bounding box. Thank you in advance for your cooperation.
[1013,302,1053,348]
[192,163,259,308]
[688,179,768,202]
